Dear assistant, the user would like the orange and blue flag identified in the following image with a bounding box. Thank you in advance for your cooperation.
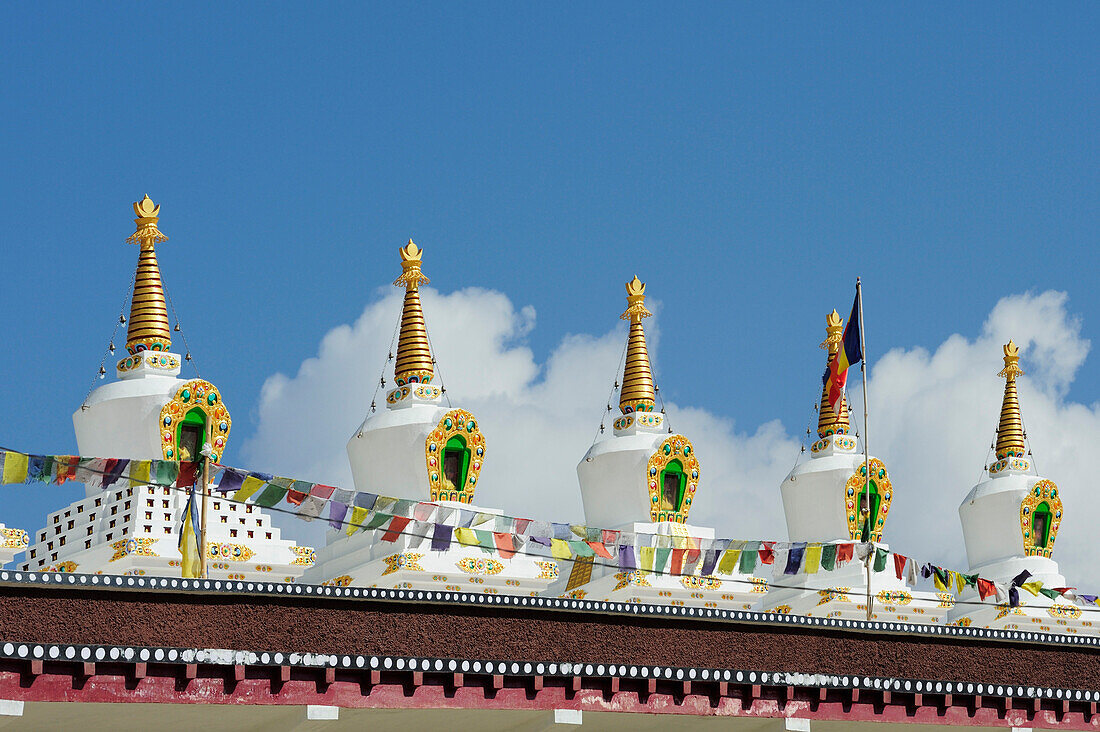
[823,288,862,414]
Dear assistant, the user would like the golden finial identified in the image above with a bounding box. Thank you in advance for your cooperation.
[618,275,656,414]
[393,239,430,290]
[995,339,1026,459]
[817,309,850,438]
[393,239,434,385]
[126,194,168,246]
[124,195,171,354]
[820,309,843,352]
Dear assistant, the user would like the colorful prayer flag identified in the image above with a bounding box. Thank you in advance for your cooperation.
[178,487,202,578]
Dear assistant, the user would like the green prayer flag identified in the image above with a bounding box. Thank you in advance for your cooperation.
[475,529,495,550]
[962,573,979,588]
[820,544,837,571]
[739,542,759,574]
[569,540,595,558]
[254,482,289,507]
[1039,587,1061,600]
[654,547,671,575]
[364,512,390,530]
[154,460,179,486]
[873,547,889,573]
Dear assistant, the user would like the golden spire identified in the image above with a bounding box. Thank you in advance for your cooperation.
[393,240,434,385]
[817,309,850,437]
[618,276,656,414]
[124,195,171,354]
[995,339,1026,459]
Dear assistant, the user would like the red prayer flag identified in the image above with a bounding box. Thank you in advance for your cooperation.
[413,503,434,521]
[670,548,686,575]
[494,532,515,558]
[758,542,775,565]
[588,541,613,560]
[893,553,907,580]
[513,518,531,535]
[836,543,854,565]
[602,529,620,545]
[176,461,198,488]
[977,578,996,600]
[381,516,411,542]
[310,484,336,499]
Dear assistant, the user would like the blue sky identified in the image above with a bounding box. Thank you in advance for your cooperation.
[0,5,1098,555]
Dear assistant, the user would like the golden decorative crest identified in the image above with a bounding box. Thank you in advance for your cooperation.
[426,409,485,503]
[844,458,892,542]
[158,380,232,463]
[1020,479,1062,558]
[645,434,700,523]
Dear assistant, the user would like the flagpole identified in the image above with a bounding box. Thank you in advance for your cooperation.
[200,441,210,579]
[857,277,873,622]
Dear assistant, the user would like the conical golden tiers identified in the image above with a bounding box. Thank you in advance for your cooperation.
[393,240,434,385]
[619,276,656,414]
[995,340,1026,459]
[124,195,171,354]
[818,309,850,437]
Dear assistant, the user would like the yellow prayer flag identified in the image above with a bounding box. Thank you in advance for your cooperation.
[346,506,369,536]
[232,475,266,503]
[639,546,656,571]
[1,452,28,485]
[954,571,966,595]
[1021,581,1043,596]
[456,528,478,546]
[933,572,948,591]
[128,460,151,488]
[717,549,740,575]
[804,545,822,575]
[551,538,572,559]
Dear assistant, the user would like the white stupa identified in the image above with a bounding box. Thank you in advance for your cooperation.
[558,278,762,608]
[766,310,946,624]
[20,196,313,581]
[948,341,1088,633]
[302,241,561,595]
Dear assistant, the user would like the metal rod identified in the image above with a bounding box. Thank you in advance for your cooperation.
[857,277,873,622]
[199,431,210,579]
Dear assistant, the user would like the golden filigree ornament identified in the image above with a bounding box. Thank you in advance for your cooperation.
[0,528,28,549]
[393,240,435,386]
[844,458,893,542]
[290,546,316,566]
[125,195,173,354]
[619,276,657,414]
[207,543,255,562]
[426,408,485,503]
[382,553,425,576]
[158,379,232,462]
[645,434,700,523]
[1020,479,1062,558]
[456,557,504,575]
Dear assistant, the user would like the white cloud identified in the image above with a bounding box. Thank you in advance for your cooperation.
[242,288,1100,588]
